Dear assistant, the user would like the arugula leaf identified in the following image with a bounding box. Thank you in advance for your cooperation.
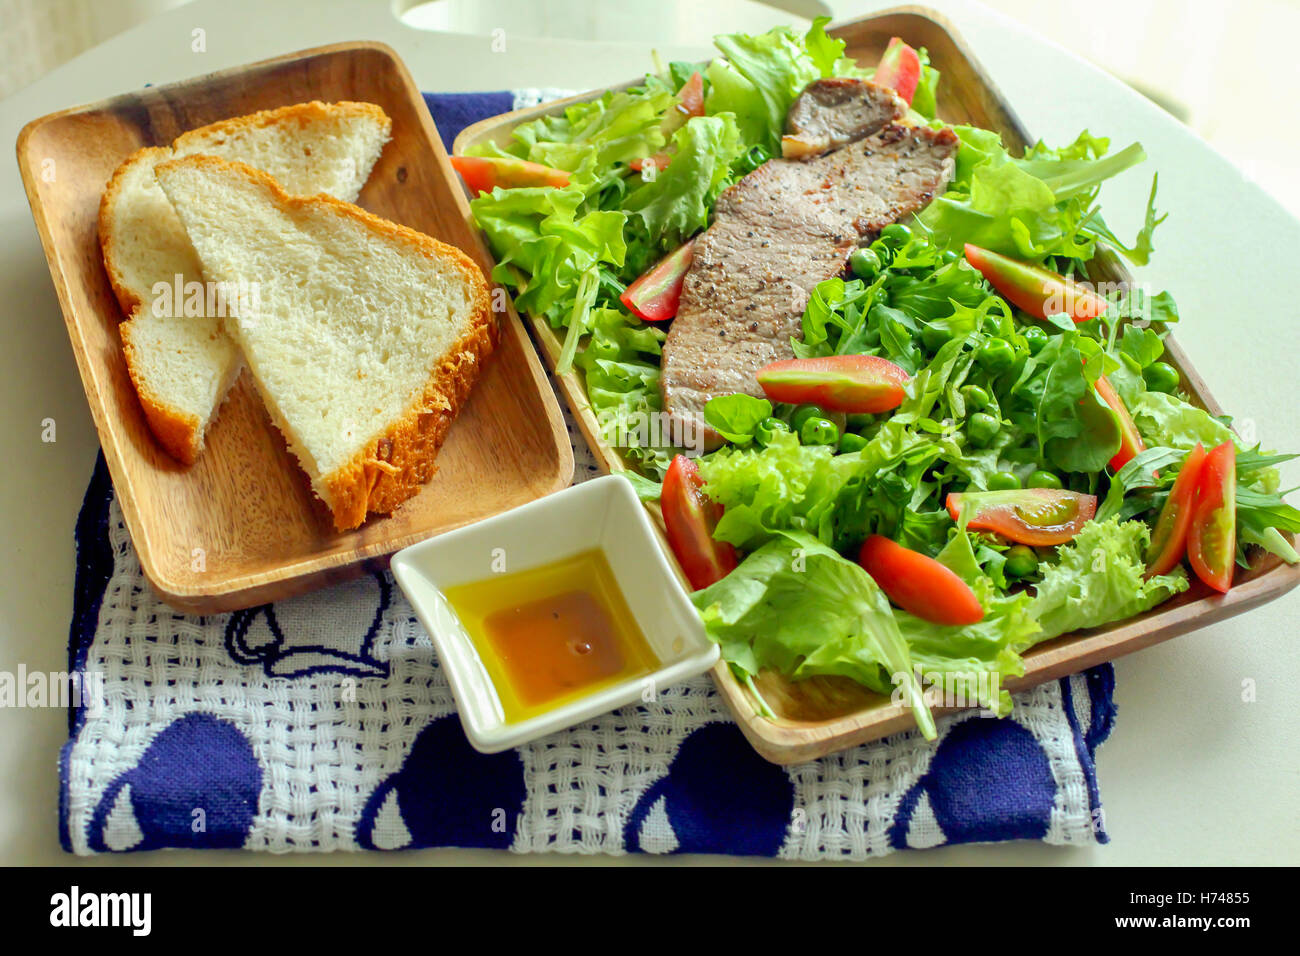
[1118,324,1164,369]
[919,128,1155,264]
[1095,446,1183,521]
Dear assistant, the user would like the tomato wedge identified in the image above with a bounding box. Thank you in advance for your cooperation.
[449,155,570,196]
[873,37,922,105]
[1144,442,1208,578]
[660,455,737,591]
[620,239,696,322]
[1187,441,1237,593]
[946,489,1097,546]
[755,355,909,414]
[1095,374,1147,472]
[858,535,984,626]
[676,71,705,118]
[963,244,1108,322]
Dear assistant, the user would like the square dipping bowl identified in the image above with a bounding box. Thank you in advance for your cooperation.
[390,475,719,753]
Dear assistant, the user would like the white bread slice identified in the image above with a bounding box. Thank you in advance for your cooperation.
[99,102,392,463]
[154,154,496,531]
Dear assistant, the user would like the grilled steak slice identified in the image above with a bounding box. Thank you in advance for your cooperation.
[783,77,908,158]
[661,121,959,449]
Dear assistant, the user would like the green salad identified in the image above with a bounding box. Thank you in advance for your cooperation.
[461,19,1300,737]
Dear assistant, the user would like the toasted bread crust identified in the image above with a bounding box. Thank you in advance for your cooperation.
[99,145,174,319]
[120,312,202,464]
[172,100,391,156]
[324,293,497,530]
[155,154,497,531]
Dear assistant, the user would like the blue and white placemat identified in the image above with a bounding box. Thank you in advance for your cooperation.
[56,91,1118,857]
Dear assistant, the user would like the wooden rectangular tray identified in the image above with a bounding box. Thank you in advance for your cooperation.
[456,6,1300,764]
[17,41,574,614]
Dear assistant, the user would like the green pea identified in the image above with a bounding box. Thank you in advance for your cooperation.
[1142,361,1180,394]
[838,432,868,454]
[987,471,1021,491]
[939,249,960,265]
[754,417,790,447]
[800,417,840,446]
[921,323,951,354]
[879,223,912,247]
[976,338,1016,374]
[790,404,825,432]
[1021,326,1049,354]
[960,384,990,411]
[1027,469,1063,490]
[1005,545,1039,578]
[845,413,876,430]
[849,247,882,279]
[967,412,1000,447]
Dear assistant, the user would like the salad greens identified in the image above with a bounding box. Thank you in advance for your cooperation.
[467,18,937,474]
[464,20,1300,739]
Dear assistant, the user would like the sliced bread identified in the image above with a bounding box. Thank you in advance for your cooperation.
[99,101,392,463]
[154,154,496,531]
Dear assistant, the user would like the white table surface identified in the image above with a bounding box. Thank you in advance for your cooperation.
[1,0,1296,866]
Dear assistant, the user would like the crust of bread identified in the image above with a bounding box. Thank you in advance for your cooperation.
[98,145,174,319]
[100,103,391,323]
[172,100,391,156]
[155,154,497,531]
[119,311,203,464]
[324,299,497,530]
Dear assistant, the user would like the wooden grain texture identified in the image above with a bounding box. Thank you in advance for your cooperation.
[470,6,1300,764]
[16,42,574,614]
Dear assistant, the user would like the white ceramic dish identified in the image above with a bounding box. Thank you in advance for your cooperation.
[390,475,720,753]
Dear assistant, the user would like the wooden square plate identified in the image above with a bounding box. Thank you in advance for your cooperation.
[454,7,1300,763]
[16,41,574,614]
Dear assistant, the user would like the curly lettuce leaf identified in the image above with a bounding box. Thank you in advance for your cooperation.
[706,19,865,153]
[486,83,674,178]
[469,185,627,325]
[691,531,935,738]
[702,394,771,445]
[1030,517,1189,642]
[623,113,744,262]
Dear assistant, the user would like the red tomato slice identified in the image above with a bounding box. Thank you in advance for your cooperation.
[620,239,696,322]
[449,155,570,196]
[1144,442,1208,578]
[755,355,909,414]
[676,71,705,117]
[858,535,984,626]
[946,489,1097,546]
[1187,441,1237,593]
[963,244,1108,322]
[1095,374,1147,472]
[873,38,922,105]
[661,455,737,591]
